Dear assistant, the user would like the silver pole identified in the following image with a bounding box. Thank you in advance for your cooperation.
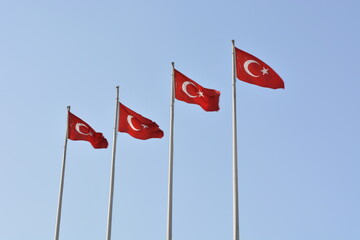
[166,62,175,240]
[54,106,71,240]
[106,86,120,240]
[232,40,240,240]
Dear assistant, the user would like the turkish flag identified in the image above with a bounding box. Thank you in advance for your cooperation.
[68,112,108,149]
[235,47,284,89]
[174,69,220,111]
[119,103,164,140]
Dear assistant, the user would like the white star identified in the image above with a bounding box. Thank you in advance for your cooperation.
[198,91,204,97]
[260,67,269,75]
[141,124,148,129]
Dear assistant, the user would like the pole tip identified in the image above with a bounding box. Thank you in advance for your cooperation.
[171,62,175,67]
[232,39,235,45]
[116,86,119,89]
[67,106,71,111]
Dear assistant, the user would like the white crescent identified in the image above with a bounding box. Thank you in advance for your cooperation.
[244,60,260,77]
[75,123,90,135]
[127,115,141,131]
[182,81,197,98]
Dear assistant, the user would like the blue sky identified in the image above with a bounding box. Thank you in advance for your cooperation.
[1,0,359,239]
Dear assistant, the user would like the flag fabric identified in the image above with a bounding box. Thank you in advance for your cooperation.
[119,103,164,140]
[235,47,284,89]
[174,69,220,111]
[68,112,108,149]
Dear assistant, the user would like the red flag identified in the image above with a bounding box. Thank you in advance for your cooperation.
[119,103,164,140]
[235,47,284,89]
[174,69,220,111]
[68,112,108,149]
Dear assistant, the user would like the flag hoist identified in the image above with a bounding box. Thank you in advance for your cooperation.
[106,86,120,240]
[54,106,71,240]
[166,62,175,240]
[54,107,108,240]
[231,40,240,240]
[106,86,164,240]
[231,40,284,240]
[166,62,220,240]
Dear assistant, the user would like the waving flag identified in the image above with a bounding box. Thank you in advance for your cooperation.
[55,107,108,240]
[174,69,220,111]
[235,47,284,89]
[68,112,108,149]
[119,103,164,140]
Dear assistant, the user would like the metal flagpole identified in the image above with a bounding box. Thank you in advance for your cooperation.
[232,40,240,240]
[166,62,175,240]
[54,105,71,240]
[106,86,120,240]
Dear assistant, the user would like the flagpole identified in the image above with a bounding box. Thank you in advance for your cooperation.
[106,86,120,240]
[232,40,240,240]
[166,62,175,240]
[54,106,71,240]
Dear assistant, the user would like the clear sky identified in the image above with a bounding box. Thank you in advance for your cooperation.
[1,0,359,239]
